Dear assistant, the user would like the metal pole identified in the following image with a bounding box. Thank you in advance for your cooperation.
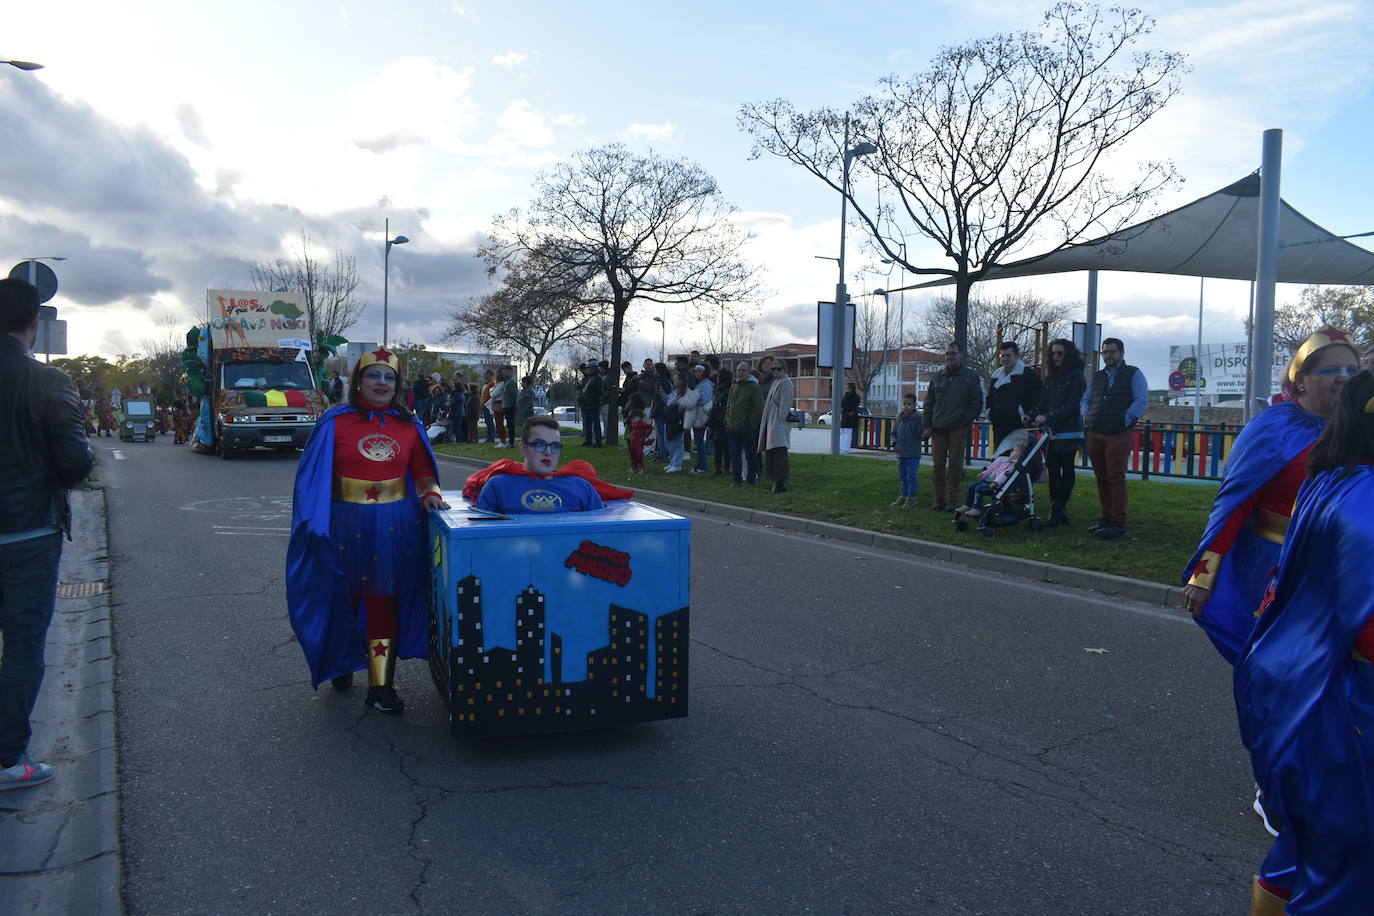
[1194,276,1203,426]
[382,217,390,347]
[1252,129,1283,416]
[831,118,852,456]
[1244,281,1256,420]
[1084,269,1099,382]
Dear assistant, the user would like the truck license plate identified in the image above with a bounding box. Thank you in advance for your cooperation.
[263,435,291,443]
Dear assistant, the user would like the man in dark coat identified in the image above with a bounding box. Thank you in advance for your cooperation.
[0,279,93,791]
[986,341,1043,448]
[922,342,984,511]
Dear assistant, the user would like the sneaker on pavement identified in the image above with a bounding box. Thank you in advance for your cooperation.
[0,755,55,791]
[365,686,406,714]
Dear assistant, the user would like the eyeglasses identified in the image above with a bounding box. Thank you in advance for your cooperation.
[523,440,563,453]
[1312,366,1360,378]
[362,370,397,383]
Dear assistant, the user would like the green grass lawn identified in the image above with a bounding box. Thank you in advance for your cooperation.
[435,435,1214,586]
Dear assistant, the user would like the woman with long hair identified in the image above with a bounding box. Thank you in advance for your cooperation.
[286,348,448,714]
[708,367,733,476]
[1030,339,1086,526]
[1235,369,1374,915]
[1185,328,1361,662]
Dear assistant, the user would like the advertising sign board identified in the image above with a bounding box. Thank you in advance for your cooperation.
[205,289,310,349]
[1169,342,1291,396]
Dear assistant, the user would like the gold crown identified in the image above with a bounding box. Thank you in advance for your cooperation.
[1287,326,1355,385]
[357,347,400,373]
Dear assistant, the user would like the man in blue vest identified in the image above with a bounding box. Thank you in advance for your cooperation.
[1080,337,1148,539]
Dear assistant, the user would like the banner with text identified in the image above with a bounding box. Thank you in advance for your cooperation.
[1169,342,1291,396]
[206,289,310,349]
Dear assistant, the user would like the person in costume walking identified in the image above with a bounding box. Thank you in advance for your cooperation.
[1235,370,1374,915]
[286,348,448,714]
[1184,327,1361,663]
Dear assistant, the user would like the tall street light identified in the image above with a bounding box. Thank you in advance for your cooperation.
[2,59,43,71]
[881,243,908,406]
[829,117,877,455]
[382,217,409,347]
[652,315,665,363]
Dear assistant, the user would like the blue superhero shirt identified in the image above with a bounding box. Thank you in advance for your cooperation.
[475,474,605,514]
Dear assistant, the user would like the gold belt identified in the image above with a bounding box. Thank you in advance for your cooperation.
[1250,509,1289,545]
[334,476,406,504]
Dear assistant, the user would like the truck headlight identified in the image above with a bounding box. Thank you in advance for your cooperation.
[124,422,133,429]
[146,422,156,430]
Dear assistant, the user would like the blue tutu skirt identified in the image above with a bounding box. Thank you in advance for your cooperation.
[329,498,426,597]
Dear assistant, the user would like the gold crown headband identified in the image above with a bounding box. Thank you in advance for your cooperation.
[357,347,400,372]
[1288,326,1355,384]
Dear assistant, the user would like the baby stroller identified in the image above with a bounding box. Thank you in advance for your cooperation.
[953,427,1051,537]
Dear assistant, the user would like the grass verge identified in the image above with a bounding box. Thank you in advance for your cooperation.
[435,435,1213,586]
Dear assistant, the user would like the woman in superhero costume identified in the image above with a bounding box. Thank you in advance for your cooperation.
[1235,372,1374,915]
[1184,327,1361,661]
[286,348,449,713]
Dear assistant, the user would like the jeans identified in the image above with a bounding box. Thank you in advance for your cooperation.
[0,533,63,767]
[667,434,684,471]
[897,457,920,499]
[727,427,760,483]
[963,480,997,509]
[692,428,709,471]
[654,419,668,460]
[712,432,730,473]
[482,409,496,443]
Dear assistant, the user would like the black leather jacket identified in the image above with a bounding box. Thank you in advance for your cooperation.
[0,334,93,538]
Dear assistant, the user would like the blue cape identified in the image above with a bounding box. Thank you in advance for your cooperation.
[1185,402,1325,663]
[285,404,440,688]
[1235,466,1374,909]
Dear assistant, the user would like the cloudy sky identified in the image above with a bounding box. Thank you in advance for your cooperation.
[3,0,1372,384]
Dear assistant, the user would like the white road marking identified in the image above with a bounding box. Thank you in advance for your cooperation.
[212,531,290,537]
[112,450,126,460]
[213,525,290,531]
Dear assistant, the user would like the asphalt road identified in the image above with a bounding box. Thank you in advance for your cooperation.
[98,434,1269,915]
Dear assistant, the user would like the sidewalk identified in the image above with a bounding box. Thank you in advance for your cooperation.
[0,488,122,915]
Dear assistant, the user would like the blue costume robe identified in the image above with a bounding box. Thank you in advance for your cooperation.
[1184,402,1325,664]
[285,404,440,688]
[1235,466,1374,914]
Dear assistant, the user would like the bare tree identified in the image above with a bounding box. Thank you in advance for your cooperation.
[681,308,759,360]
[740,2,1186,350]
[917,290,1073,380]
[249,229,365,345]
[1252,286,1374,350]
[135,313,191,397]
[848,297,902,409]
[445,247,602,379]
[479,144,760,444]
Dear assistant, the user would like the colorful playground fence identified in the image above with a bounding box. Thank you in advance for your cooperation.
[853,417,1239,482]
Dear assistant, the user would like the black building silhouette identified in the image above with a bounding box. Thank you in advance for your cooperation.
[441,574,688,736]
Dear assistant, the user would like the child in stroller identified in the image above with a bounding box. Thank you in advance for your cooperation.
[953,428,1051,535]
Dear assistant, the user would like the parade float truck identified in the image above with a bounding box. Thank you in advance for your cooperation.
[188,289,329,459]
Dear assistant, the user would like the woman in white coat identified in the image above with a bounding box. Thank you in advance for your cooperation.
[758,361,795,494]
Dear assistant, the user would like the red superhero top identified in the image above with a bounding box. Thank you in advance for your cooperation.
[1188,444,1313,583]
[332,410,438,487]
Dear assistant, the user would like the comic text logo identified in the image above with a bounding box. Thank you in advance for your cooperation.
[565,540,632,586]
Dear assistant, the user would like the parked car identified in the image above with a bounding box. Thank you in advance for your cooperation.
[550,406,579,422]
[815,407,869,426]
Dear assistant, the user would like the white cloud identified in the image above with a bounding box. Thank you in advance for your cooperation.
[492,52,527,68]
[553,113,587,127]
[625,122,683,143]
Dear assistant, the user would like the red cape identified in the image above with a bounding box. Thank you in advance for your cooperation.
[461,458,635,503]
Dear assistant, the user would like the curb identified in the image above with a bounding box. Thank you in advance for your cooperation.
[0,488,123,915]
[433,452,1186,610]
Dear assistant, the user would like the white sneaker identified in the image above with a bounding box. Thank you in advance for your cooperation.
[1253,787,1280,837]
[688,468,705,475]
[665,467,680,473]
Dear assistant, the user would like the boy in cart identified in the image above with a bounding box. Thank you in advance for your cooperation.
[465,416,632,514]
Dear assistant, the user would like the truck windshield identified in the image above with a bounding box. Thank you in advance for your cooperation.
[221,361,316,391]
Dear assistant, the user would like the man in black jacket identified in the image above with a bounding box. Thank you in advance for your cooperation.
[0,279,93,791]
[986,341,1042,447]
[578,362,604,446]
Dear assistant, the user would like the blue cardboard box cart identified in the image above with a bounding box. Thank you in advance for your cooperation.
[428,496,690,737]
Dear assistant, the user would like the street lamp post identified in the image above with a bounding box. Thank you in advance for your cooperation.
[652,315,665,363]
[382,217,409,347]
[829,117,877,455]
[881,242,907,404]
[2,59,43,71]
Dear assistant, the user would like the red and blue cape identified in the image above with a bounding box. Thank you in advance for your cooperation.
[285,404,440,688]
[1184,402,1325,664]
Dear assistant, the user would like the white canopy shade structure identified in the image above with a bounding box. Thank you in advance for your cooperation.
[912,174,1374,287]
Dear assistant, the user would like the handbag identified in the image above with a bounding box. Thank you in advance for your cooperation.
[785,410,802,424]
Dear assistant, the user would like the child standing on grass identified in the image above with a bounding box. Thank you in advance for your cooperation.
[956,444,1026,516]
[627,409,652,474]
[890,393,923,508]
